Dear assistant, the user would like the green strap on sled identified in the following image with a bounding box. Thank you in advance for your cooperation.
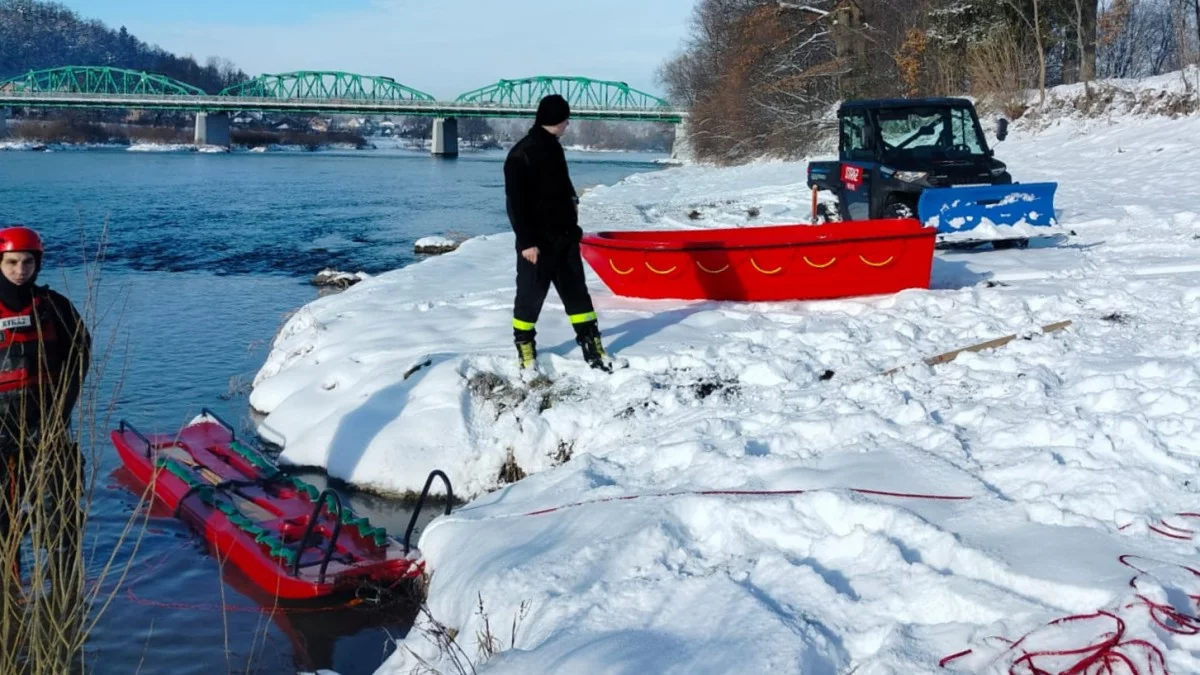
[227,439,390,547]
[153,456,299,567]
[158,441,393,560]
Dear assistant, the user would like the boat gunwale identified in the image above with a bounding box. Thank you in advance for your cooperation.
[580,220,936,252]
[581,228,936,253]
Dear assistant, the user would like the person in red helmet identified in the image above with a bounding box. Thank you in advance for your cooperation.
[0,225,91,588]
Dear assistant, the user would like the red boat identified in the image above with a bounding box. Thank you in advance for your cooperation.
[110,409,452,601]
[579,219,936,302]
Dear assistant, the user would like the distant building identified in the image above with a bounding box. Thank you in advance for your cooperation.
[232,111,263,126]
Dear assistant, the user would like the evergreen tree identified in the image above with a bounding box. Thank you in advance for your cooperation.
[0,0,249,93]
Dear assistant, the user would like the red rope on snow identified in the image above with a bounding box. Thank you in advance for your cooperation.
[518,489,1196,674]
[940,611,1170,675]
[939,554,1200,673]
[1147,523,1192,541]
[521,486,974,517]
[1119,555,1200,637]
[848,487,973,501]
[939,649,974,667]
[1146,512,1200,542]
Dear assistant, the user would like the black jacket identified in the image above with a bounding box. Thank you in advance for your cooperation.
[504,126,581,251]
[35,286,90,425]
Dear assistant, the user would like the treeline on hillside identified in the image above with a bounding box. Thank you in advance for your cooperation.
[660,0,1200,163]
[0,0,248,92]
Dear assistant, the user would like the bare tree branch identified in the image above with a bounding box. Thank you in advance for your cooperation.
[778,2,830,15]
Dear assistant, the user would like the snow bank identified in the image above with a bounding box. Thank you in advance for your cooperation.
[249,71,1200,674]
[0,141,124,152]
[310,268,369,289]
[126,143,196,153]
[414,235,462,254]
[975,64,1200,139]
[243,142,365,153]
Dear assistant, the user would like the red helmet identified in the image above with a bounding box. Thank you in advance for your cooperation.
[0,226,43,254]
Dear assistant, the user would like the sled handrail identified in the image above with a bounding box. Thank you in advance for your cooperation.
[290,488,344,584]
[201,407,237,440]
[404,470,454,555]
[118,419,153,458]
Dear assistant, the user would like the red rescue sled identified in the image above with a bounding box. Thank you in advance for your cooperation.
[580,219,936,302]
[110,409,452,601]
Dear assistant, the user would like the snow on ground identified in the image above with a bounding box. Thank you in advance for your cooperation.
[249,73,1200,674]
[310,268,369,288]
[0,140,124,151]
[414,235,462,254]
[126,143,197,152]
[1,139,370,153]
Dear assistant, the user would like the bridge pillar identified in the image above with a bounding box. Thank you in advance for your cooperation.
[669,118,693,163]
[431,117,458,157]
[194,112,231,147]
[0,108,9,139]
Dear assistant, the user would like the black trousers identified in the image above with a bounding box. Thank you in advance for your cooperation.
[1,435,83,583]
[513,241,597,342]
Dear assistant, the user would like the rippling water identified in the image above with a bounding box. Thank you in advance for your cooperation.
[1,147,666,276]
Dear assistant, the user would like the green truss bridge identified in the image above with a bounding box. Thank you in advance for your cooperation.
[0,68,688,155]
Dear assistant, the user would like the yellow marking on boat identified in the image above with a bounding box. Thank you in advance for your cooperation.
[608,259,634,275]
[750,259,784,275]
[645,262,678,275]
[802,256,836,269]
[859,255,895,267]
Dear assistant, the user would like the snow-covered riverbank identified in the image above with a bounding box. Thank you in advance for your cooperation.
[256,71,1200,674]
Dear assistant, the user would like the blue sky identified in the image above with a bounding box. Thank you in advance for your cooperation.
[58,0,698,99]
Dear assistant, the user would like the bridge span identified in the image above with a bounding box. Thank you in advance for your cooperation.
[0,68,689,157]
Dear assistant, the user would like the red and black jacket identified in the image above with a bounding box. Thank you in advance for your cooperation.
[0,287,89,429]
[0,293,59,399]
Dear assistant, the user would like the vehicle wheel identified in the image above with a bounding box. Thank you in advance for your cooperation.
[882,201,915,219]
[992,238,1029,250]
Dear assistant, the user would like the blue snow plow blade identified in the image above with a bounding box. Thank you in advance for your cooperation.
[917,182,1058,233]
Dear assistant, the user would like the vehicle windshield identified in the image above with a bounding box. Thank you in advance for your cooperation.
[875,105,988,160]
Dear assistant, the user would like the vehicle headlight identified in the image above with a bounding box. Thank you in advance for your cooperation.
[894,171,928,183]
[990,167,1007,176]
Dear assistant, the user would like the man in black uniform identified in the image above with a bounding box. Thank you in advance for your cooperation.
[504,93,612,372]
[0,225,91,587]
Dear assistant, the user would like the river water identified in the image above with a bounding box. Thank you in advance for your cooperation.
[0,145,666,674]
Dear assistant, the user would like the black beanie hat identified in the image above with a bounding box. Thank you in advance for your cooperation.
[535,94,570,126]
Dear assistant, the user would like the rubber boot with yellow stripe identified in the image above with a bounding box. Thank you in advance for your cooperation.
[515,340,537,370]
[513,318,537,370]
[571,316,612,373]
